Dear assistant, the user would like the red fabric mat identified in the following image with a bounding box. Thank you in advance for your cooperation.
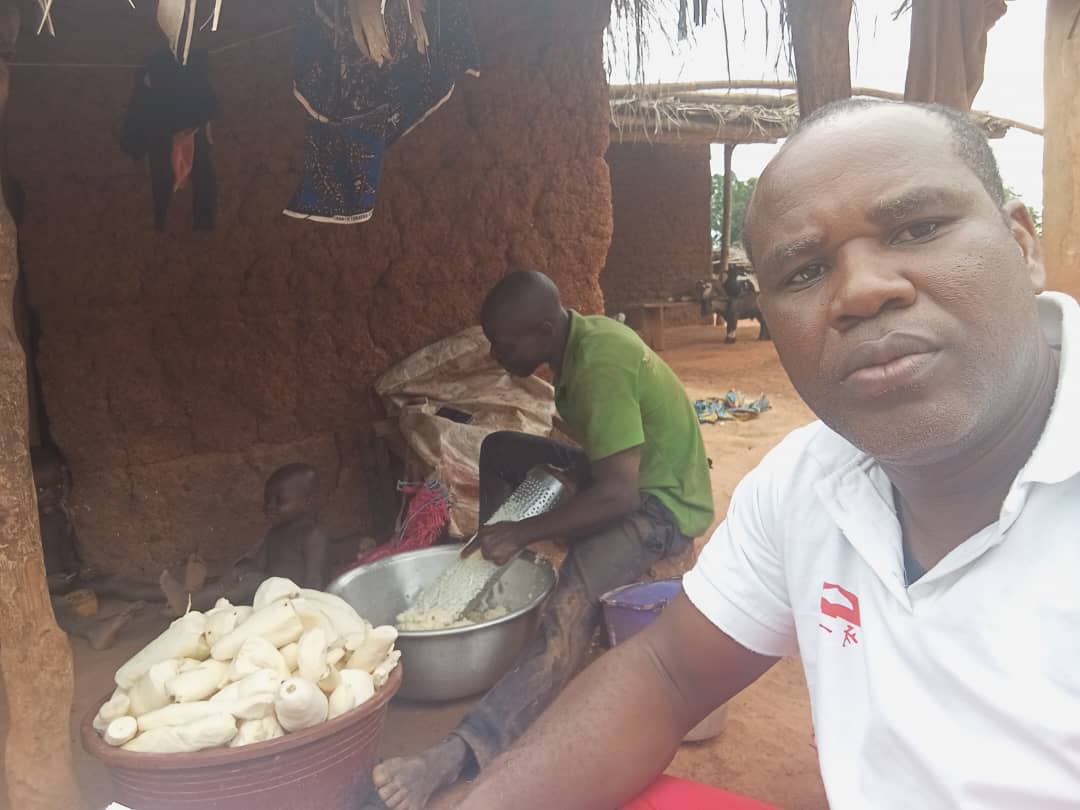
[623,775,777,810]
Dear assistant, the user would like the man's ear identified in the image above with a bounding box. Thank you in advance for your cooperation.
[1003,199,1046,292]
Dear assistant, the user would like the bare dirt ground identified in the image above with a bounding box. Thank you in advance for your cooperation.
[0,321,827,810]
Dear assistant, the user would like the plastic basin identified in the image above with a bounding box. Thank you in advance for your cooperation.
[600,578,729,742]
[600,578,684,647]
[81,665,402,810]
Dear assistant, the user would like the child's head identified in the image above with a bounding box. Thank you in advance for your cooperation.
[263,463,318,527]
[31,445,69,509]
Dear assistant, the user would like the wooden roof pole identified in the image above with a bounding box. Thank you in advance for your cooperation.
[1042,0,1080,296]
[608,83,1043,136]
[0,4,82,808]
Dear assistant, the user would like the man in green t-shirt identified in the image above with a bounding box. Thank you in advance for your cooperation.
[368,270,715,810]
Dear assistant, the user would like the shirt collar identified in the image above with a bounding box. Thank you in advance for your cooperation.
[554,310,581,393]
[1017,292,1080,485]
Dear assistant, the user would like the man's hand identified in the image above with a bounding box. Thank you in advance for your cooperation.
[472,521,530,566]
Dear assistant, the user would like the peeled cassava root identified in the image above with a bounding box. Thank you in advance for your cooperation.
[93,577,399,754]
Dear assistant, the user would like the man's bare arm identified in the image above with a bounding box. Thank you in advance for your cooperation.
[458,594,777,810]
[475,448,641,564]
[525,447,640,538]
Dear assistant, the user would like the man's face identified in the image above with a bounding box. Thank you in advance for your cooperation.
[264,476,312,527]
[483,316,551,378]
[747,107,1045,464]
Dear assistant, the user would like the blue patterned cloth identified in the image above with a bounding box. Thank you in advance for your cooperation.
[694,392,771,424]
[285,0,479,224]
[284,119,385,224]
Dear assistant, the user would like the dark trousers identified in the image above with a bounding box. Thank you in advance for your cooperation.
[453,431,691,768]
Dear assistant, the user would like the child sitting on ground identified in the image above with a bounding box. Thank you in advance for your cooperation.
[32,445,147,650]
[159,462,330,615]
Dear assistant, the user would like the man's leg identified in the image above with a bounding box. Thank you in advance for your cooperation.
[724,301,739,343]
[457,496,689,765]
[478,431,585,522]
[368,496,689,809]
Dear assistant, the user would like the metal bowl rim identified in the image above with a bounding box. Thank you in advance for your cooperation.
[328,546,556,638]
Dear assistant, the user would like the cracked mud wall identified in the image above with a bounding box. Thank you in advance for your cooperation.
[8,0,612,577]
[601,142,711,309]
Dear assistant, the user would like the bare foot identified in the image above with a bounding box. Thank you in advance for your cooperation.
[367,736,470,810]
[159,570,190,617]
[183,554,208,592]
[87,601,147,650]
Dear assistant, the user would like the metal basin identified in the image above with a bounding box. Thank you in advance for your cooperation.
[329,546,555,702]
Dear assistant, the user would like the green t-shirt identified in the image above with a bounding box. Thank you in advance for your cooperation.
[554,312,715,537]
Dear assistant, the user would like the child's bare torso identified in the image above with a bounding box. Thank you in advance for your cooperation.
[246,515,329,588]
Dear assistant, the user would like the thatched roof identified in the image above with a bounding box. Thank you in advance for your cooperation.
[608,80,1042,146]
[610,94,796,145]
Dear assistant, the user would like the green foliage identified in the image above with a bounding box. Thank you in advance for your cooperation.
[711,174,756,249]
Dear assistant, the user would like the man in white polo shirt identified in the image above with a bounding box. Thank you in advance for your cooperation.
[454,99,1080,810]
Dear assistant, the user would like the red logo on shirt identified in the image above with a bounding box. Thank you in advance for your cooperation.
[819,582,861,647]
[820,582,861,626]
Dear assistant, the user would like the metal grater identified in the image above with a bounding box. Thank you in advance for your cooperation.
[406,466,572,624]
[484,466,572,526]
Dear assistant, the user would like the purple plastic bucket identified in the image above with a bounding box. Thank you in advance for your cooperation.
[600,578,684,647]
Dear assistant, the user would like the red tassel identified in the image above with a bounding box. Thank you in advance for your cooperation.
[342,479,452,573]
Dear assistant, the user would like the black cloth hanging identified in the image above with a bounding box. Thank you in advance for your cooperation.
[121,48,221,231]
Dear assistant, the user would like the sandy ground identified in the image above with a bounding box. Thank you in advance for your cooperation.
[0,321,828,810]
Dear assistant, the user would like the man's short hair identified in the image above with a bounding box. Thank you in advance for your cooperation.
[743,99,1007,264]
[797,99,1006,205]
[480,268,559,327]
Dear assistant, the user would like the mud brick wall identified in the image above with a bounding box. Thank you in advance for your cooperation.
[601,141,711,310]
[9,0,612,578]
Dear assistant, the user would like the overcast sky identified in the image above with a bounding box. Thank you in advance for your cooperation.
[610,0,1046,209]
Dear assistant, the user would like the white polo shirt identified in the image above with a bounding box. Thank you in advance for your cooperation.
[684,292,1080,809]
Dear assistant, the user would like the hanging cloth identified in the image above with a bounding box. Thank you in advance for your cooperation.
[120,48,220,230]
[285,0,480,224]
[349,0,392,64]
[157,0,199,65]
[903,0,1007,110]
[157,0,224,65]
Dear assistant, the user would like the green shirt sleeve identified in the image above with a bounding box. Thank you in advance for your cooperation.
[570,362,645,461]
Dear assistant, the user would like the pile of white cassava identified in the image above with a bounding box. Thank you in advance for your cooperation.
[91,577,400,753]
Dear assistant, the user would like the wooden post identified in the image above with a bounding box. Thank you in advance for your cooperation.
[0,8,82,808]
[1043,1,1080,296]
[640,305,666,352]
[717,143,735,280]
[785,0,854,117]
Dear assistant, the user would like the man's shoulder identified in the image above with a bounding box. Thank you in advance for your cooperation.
[572,313,645,353]
[752,420,864,490]
[563,314,647,383]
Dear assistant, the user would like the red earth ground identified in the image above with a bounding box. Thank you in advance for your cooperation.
[0,321,828,809]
